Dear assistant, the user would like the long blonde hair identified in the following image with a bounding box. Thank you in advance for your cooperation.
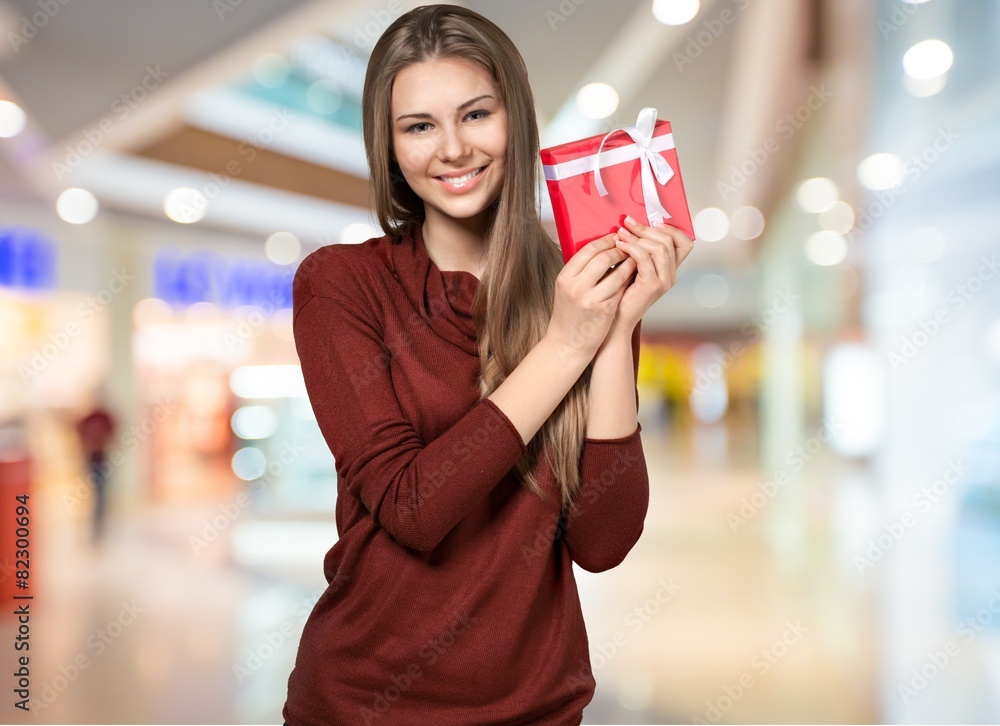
[362,4,593,514]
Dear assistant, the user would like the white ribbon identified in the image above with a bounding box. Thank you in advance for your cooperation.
[592,107,674,225]
[542,132,675,180]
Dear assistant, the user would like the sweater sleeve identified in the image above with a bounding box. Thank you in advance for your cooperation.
[292,248,527,553]
[564,320,650,573]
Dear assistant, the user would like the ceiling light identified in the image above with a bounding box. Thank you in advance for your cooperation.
[805,231,847,266]
[232,447,267,481]
[903,73,947,98]
[56,188,99,224]
[693,207,729,242]
[164,187,208,224]
[857,153,905,191]
[576,83,619,119]
[903,39,953,80]
[795,177,839,213]
[0,99,26,138]
[730,206,765,240]
[265,231,301,265]
[652,0,700,25]
[231,406,279,440]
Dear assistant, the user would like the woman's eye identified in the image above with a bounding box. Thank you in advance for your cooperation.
[407,109,490,134]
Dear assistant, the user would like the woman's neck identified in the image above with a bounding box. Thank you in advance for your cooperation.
[421,212,487,277]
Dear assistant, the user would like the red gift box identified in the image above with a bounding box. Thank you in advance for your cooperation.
[540,108,694,263]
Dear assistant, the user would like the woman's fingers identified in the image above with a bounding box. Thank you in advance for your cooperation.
[622,215,694,270]
[618,221,675,285]
[670,227,695,267]
[593,254,636,301]
[564,233,623,280]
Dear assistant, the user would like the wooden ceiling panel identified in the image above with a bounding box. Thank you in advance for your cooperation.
[134,125,371,208]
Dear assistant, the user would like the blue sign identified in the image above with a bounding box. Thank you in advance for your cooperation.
[154,250,293,310]
[0,227,56,290]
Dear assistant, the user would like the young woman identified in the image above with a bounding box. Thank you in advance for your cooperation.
[282,5,694,725]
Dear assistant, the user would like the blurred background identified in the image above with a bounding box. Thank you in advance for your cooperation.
[0,0,998,723]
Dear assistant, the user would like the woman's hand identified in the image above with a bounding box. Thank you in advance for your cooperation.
[606,215,695,338]
[546,233,637,361]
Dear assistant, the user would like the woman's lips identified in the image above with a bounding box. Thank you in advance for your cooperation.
[433,165,487,193]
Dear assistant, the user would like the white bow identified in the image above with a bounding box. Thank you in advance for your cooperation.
[593,107,674,225]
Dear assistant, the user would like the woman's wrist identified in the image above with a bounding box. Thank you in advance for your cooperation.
[586,320,639,439]
[598,319,638,355]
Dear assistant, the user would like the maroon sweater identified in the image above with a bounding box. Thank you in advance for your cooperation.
[282,223,649,726]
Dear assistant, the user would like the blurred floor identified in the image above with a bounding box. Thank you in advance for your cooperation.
[0,412,882,725]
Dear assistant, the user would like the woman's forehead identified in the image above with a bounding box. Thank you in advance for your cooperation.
[391,58,498,106]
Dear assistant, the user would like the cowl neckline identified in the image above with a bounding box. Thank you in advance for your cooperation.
[390,222,481,356]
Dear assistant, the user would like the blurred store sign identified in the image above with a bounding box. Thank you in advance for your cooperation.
[153,250,291,310]
[0,226,55,290]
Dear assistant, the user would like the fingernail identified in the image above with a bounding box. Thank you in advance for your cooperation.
[624,214,636,225]
[618,226,629,237]
[615,238,626,246]
[652,221,666,228]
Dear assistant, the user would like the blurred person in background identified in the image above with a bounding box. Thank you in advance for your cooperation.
[74,385,117,545]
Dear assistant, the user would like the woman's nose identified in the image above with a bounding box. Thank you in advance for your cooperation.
[437,125,470,163]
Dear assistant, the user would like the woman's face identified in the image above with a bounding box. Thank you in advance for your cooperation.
[390,56,508,230]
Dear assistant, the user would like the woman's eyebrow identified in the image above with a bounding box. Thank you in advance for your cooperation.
[395,94,495,122]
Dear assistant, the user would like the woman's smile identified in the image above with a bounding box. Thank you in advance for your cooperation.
[433,164,488,192]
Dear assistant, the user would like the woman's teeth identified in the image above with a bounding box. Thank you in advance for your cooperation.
[439,167,483,187]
